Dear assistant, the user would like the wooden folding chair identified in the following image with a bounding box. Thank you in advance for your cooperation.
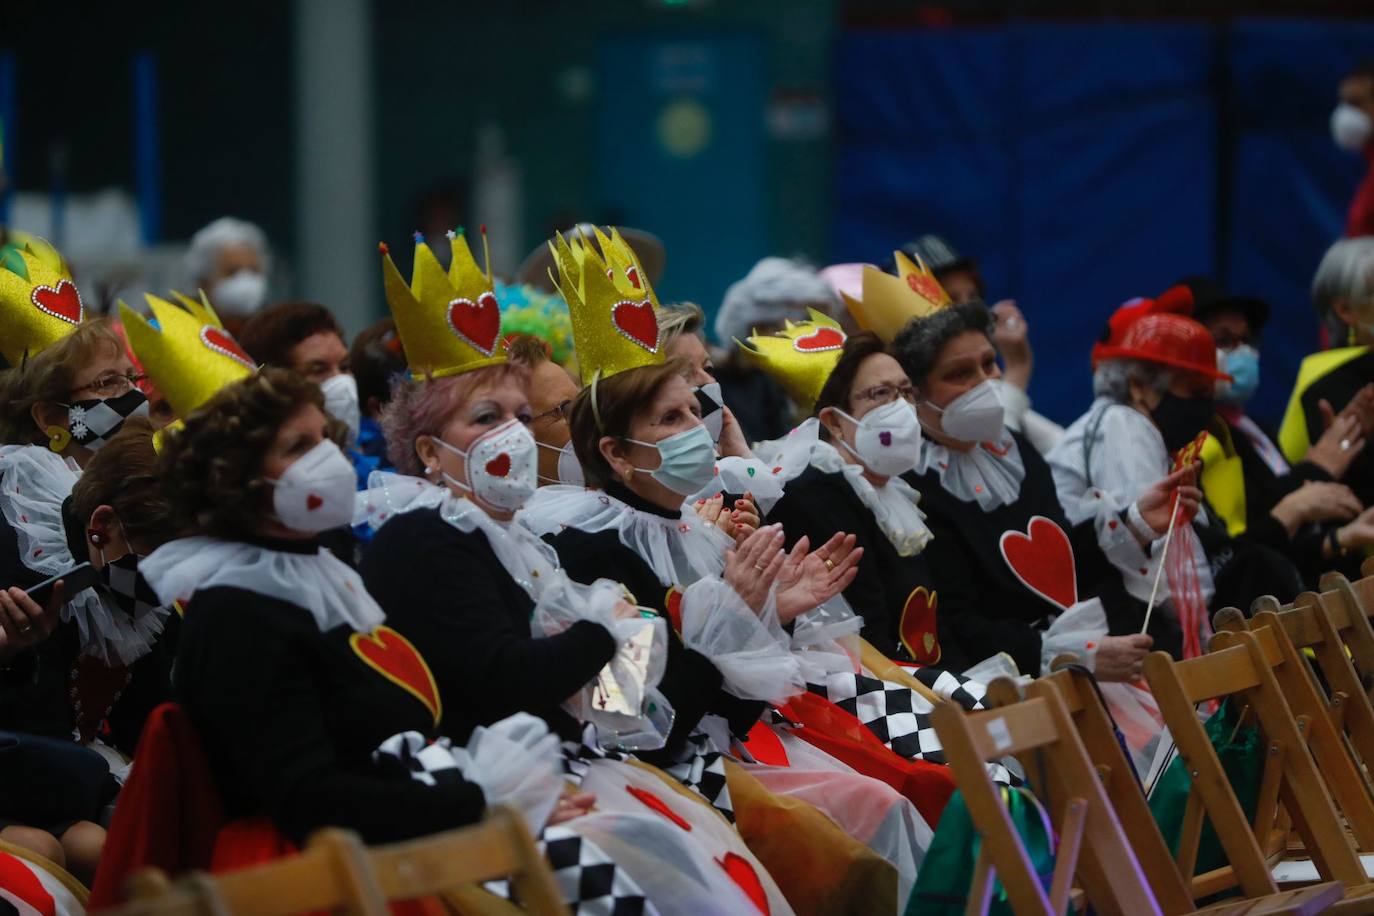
[1305,567,1374,705]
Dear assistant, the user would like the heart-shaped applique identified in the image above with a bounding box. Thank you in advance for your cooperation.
[31,279,84,325]
[906,271,945,303]
[611,299,660,352]
[717,853,771,915]
[743,721,790,767]
[999,516,1077,611]
[625,786,692,831]
[305,494,324,511]
[485,453,511,477]
[899,586,941,665]
[446,292,502,356]
[350,626,442,725]
[790,326,844,353]
[200,326,255,370]
[664,586,684,635]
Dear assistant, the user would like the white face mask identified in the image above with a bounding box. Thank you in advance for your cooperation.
[537,440,585,486]
[834,398,923,477]
[320,374,361,446]
[925,379,1005,444]
[433,419,538,511]
[694,381,725,444]
[268,439,357,533]
[210,269,268,316]
[1332,102,1373,153]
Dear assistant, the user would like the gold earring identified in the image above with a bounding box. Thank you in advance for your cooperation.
[623,468,634,484]
[45,425,71,453]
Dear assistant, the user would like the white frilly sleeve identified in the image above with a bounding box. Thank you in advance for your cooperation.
[678,577,806,703]
[1039,597,1108,675]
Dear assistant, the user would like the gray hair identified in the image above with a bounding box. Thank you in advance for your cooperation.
[1093,358,1172,403]
[891,300,994,387]
[185,216,272,287]
[714,257,839,344]
[1311,236,1374,323]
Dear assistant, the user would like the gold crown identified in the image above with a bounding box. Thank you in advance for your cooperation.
[0,236,85,366]
[549,227,663,386]
[840,252,951,343]
[380,230,506,380]
[737,309,847,411]
[118,291,255,419]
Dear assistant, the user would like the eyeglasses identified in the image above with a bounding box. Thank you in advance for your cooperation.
[531,399,573,425]
[71,371,146,399]
[852,383,917,406]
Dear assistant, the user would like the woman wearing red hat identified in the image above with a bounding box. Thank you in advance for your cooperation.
[1050,312,1307,658]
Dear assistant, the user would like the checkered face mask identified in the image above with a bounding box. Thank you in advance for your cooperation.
[97,552,162,622]
[64,389,150,452]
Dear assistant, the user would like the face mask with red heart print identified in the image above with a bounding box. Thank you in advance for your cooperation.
[267,439,358,533]
[432,419,538,512]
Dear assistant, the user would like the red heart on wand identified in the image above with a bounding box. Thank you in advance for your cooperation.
[999,515,1077,611]
[791,326,844,352]
[446,292,502,356]
[611,299,660,352]
[31,279,84,325]
[485,453,511,477]
[200,326,255,369]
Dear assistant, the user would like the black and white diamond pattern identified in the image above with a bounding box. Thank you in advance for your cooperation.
[662,748,733,823]
[485,826,653,916]
[100,560,162,621]
[371,731,469,787]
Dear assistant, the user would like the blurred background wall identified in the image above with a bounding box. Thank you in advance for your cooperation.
[2,0,1372,423]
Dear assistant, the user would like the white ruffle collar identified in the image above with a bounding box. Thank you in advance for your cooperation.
[0,444,168,665]
[141,535,384,635]
[914,433,1026,511]
[808,440,932,557]
[522,484,733,588]
[357,472,559,599]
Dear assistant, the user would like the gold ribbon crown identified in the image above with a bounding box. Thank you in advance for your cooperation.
[549,227,663,386]
[119,291,255,419]
[380,229,506,380]
[841,251,952,343]
[738,309,847,412]
[0,236,85,366]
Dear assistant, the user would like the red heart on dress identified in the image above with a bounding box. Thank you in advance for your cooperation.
[999,516,1077,611]
[31,279,84,325]
[790,326,844,352]
[717,853,771,915]
[742,721,790,767]
[664,587,684,635]
[485,453,511,477]
[899,586,941,665]
[305,494,323,511]
[906,271,945,303]
[446,292,502,356]
[625,786,692,831]
[350,626,442,725]
[200,326,255,370]
[611,299,660,352]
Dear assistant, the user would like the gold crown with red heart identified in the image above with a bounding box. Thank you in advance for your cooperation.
[737,309,847,411]
[840,251,952,344]
[0,235,86,367]
[380,229,506,380]
[548,227,663,386]
[119,291,255,420]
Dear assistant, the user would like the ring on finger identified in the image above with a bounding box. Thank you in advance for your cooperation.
[754,562,767,571]
[1341,439,1352,451]
[18,624,32,635]
[824,558,835,571]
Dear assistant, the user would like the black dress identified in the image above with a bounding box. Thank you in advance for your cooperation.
[903,432,1169,673]
[173,536,485,845]
[360,506,617,743]
[767,464,940,665]
[545,483,765,762]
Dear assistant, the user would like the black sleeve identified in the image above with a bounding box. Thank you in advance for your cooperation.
[362,513,617,730]
[178,593,486,845]
[1289,460,1335,487]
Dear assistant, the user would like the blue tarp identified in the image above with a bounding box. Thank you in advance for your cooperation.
[834,19,1374,426]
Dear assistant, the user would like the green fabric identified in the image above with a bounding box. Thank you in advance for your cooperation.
[906,785,1058,916]
[1149,700,1263,875]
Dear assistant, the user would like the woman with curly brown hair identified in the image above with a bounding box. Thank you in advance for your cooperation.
[141,367,496,847]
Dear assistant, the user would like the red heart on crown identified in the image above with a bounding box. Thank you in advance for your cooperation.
[350,626,442,725]
[31,279,84,325]
[200,326,255,370]
[485,453,511,477]
[791,326,844,353]
[446,292,501,356]
[625,786,692,831]
[717,853,771,915]
[611,299,659,352]
[305,494,323,511]
[907,271,945,303]
[899,586,941,665]
[999,515,1077,611]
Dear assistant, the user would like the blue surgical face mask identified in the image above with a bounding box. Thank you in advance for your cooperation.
[1219,344,1260,408]
[627,424,717,496]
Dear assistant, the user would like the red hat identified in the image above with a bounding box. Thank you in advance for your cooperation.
[1091,284,1194,369]
[1093,312,1232,381]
